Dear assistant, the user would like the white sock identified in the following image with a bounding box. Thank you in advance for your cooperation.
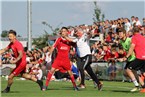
[132,80,139,87]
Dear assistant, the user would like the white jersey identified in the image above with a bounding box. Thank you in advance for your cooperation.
[73,33,91,57]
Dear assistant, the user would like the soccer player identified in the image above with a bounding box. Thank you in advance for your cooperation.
[118,28,140,92]
[125,27,145,93]
[0,30,43,93]
[64,28,103,90]
[42,27,78,91]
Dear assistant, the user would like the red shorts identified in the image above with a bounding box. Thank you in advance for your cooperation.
[52,58,71,71]
[11,61,26,76]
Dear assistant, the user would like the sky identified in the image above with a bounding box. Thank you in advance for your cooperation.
[1,0,145,37]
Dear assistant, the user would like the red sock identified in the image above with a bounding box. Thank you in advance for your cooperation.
[45,72,53,87]
[70,75,77,88]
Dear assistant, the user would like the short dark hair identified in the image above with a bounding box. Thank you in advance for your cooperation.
[61,27,69,32]
[118,28,126,34]
[8,30,17,36]
[131,16,135,18]
[132,26,140,33]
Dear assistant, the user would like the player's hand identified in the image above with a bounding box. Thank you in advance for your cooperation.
[9,60,17,64]
[117,58,124,62]
[123,57,127,61]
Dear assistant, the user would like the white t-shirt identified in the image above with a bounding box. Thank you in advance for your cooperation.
[131,20,136,26]
[112,24,117,29]
[73,33,91,57]
[125,22,131,32]
[26,57,30,63]
[136,20,142,26]
[36,69,43,80]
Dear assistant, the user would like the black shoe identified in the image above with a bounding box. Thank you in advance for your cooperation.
[37,80,43,90]
[98,82,103,91]
[74,87,79,91]
[2,87,10,93]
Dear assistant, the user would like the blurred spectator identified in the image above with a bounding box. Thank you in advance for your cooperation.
[108,60,117,80]
[135,17,142,27]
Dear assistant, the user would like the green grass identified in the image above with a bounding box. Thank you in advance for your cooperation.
[1,77,145,97]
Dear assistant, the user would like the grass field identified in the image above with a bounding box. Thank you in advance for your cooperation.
[1,77,145,97]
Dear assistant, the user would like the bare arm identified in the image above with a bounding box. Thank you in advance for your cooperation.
[0,48,8,55]
[64,36,75,42]
[48,46,55,56]
[10,51,23,64]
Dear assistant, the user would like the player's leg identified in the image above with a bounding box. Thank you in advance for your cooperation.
[2,64,26,93]
[42,67,56,91]
[85,64,103,91]
[139,64,145,93]
[126,59,142,92]
[84,55,103,91]
[140,73,145,84]
[126,68,140,92]
[67,70,78,91]
[22,73,43,90]
[77,57,86,88]
[2,73,15,93]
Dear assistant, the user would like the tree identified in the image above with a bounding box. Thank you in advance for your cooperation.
[1,30,22,38]
[1,30,8,37]
[93,1,105,22]
[32,31,49,49]
[32,22,62,49]
[42,21,62,35]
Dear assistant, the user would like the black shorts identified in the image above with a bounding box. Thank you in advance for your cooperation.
[127,58,145,72]
[124,61,133,69]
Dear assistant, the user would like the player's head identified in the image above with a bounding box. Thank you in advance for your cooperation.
[60,27,69,37]
[132,26,140,34]
[8,30,17,43]
[118,28,126,40]
[118,46,124,54]
[75,28,83,38]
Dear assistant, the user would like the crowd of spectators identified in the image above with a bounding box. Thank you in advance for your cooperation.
[1,16,145,80]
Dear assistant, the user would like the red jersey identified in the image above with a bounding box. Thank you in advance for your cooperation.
[7,40,26,63]
[53,37,71,59]
[132,33,145,60]
[52,37,72,71]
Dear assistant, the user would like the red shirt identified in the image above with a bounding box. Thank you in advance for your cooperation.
[53,37,71,59]
[110,52,119,59]
[104,49,111,61]
[7,40,26,63]
[105,35,111,43]
[118,52,126,58]
[132,33,145,60]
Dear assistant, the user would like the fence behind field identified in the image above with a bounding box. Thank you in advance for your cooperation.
[0,62,126,81]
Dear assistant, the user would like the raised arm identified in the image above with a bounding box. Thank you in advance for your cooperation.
[48,46,55,56]
[63,36,75,42]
